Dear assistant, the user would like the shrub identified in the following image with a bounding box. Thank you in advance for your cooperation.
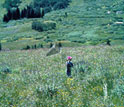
[23,45,30,50]
[40,44,43,48]
[44,7,52,13]
[0,65,11,74]
[32,21,44,32]
[53,2,68,10]
[32,21,56,32]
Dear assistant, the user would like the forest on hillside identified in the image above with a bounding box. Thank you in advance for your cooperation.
[3,0,71,22]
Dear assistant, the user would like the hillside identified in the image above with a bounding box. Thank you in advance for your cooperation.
[0,0,124,50]
[0,45,124,106]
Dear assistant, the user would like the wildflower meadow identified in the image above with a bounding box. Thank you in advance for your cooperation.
[0,45,124,107]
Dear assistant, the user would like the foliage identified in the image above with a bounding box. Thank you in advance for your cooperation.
[53,2,69,10]
[3,6,44,22]
[33,0,70,10]
[0,64,11,74]
[0,0,124,49]
[2,0,70,22]
[32,21,56,32]
[3,0,21,9]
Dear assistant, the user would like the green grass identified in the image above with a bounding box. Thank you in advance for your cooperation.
[0,45,124,106]
[0,0,124,106]
[0,0,124,50]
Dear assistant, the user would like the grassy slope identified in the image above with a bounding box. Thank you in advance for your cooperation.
[0,45,124,106]
[0,0,124,50]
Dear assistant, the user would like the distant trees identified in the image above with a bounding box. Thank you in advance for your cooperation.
[33,0,70,11]
[3,0,71,22]
[53,2,68,10]
[23,44,43,50]
[3,6,45,22]
[3,8,20,22]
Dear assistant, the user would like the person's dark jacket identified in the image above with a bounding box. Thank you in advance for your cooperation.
[66,61,73,72]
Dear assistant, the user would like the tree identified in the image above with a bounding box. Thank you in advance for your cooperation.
[40,44,43,48]
[23,8,27,18]
[41,8,45,17]
[30,8,35,18]
[50,43,53,48]
[27,6,30,18]
[16,7,20,19]
[34,44,37,49]
[106,39,111,46]
[58,42,62,48]
[12,8,17,20]
[3,14,9,22]
[26,45,30,50]
[7,9,12,20]
[21,10,24,18]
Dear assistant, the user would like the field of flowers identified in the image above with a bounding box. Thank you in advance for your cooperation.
[0,45,124,107]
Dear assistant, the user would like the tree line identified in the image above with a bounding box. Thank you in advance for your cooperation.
[3,6,44,22]
[3,0,71,22]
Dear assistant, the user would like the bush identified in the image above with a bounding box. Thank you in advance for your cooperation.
[44,7,52,13]
[26,45,30,50]
[32,21,44,32]
[32,21,56,32]
[53,2,68,10]
[22,45,30,50]
[0,65,11,74]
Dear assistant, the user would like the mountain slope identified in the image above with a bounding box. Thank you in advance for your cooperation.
[0,0,124,50]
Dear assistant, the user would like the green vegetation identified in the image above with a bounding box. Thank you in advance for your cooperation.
[0,0,124,50]
[32,20,56,32]
[2,0,70,22]
[0,0,124,106]
[0,46,124,106]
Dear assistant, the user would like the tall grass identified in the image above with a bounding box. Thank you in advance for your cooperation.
[0,45,124,106]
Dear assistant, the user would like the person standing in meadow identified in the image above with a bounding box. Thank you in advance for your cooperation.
[66,56,73,77]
